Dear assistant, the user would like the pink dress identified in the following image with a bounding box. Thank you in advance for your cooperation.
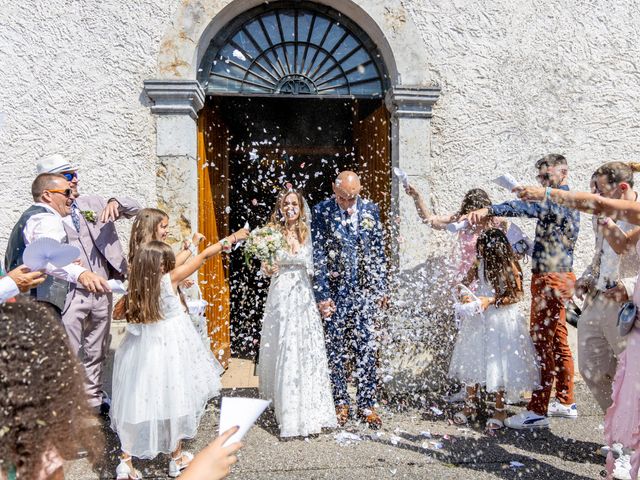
[454,218,505,281]
[605,240,640,479]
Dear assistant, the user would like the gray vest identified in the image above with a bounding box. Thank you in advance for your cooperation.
[5,205,69,311]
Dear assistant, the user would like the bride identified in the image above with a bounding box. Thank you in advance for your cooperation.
[257,187,337,437]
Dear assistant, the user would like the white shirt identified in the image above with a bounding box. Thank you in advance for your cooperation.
[23,203,86,283]
[0,276,19,303]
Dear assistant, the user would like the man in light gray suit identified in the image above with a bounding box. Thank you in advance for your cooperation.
[38,154,141,413]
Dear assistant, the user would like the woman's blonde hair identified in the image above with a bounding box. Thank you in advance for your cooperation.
[593,162,640,188]
[268,188,309,244]
[126,241,176,324]
[128,208,169,264]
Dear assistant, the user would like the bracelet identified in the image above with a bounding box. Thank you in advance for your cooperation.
[544,187,552,201]
[597,216,611,226]
[219,238,232,253]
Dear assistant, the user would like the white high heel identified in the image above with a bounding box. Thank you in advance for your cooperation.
[116,457,142,480]
[168,451,194,478]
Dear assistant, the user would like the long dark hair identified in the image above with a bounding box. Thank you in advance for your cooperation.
[127,240,176,324]
[476,228,523,304]
[457,188,492,217]
[0,297,102,478]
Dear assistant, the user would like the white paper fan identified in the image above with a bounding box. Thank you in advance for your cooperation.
[23,237,80,270]
[218,397,270,447]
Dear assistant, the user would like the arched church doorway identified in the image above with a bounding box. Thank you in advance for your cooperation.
[196,2,392,363]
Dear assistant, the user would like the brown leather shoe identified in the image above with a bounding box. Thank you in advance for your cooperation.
[336,405,350,426]
[358,407,382,429]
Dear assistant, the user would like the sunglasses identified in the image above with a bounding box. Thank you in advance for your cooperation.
[47,188,73,198]
[61,171,78,181]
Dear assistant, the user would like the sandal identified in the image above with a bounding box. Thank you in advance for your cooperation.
[116,457,142,480]
[169,451,194,478]
[486,407,506,431]
[453,400,477,425]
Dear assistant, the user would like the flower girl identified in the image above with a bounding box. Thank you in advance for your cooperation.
[448,228,539,430]
[111,228,247,479]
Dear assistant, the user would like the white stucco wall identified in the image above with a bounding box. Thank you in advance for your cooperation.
[1,0,640,277]
[402,0,640,275]
[0,0,175,252]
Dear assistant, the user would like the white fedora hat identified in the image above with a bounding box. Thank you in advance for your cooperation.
[36,154,79,174]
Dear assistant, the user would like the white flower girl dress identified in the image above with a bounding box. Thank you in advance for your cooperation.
[448,261,540,402]
[111,273,223,458]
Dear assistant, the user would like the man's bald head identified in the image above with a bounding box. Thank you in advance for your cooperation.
[333,171,362,210]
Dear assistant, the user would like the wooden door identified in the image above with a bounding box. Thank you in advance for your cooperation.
[354,102,391,223]
[197,102,231,367]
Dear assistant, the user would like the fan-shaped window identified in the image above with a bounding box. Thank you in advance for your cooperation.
[199,2,388,97]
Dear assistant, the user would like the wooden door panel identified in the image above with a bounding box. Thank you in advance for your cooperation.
[197,103,231,367]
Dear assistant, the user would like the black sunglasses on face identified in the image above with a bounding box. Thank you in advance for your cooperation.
[537,173,550,182]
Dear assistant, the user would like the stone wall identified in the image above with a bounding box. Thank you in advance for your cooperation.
[2,0,640,277]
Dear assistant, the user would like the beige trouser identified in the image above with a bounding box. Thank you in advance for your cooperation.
[577,292,627,412]
[61,288,113,408]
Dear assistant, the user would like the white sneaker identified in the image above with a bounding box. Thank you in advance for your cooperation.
[600,443,625,459]
[547,400,578,418]
[613,454,632,480]
[504,410,550,430]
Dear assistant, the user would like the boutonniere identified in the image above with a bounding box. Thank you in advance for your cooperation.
[360,212,375,230]
[81,210,97,223]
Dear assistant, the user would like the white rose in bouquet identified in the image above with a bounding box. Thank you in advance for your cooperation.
[243,224,288,266]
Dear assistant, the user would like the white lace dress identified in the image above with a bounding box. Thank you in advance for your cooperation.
[448,261,540,403]
[257,243,337,437]
[110,274,223,458]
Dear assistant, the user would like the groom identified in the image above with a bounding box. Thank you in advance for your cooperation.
[312,171,388,428]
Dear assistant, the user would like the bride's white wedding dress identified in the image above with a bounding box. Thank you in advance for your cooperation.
[257,241,337,437]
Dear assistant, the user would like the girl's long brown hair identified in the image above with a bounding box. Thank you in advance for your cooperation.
[476,228,523,305]
[269,189,309,245]
[128,208,169,264]
[126,240,176,324]
[457,188,492,217]
[0,297,102,478]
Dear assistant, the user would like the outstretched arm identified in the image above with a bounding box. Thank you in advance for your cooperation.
[404,184,454,229]
[516,186,640,225]
[170,229,248,287]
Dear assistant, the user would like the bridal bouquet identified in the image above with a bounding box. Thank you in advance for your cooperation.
[243,225,287,266]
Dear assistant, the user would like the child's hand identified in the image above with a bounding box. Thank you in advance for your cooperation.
[478,296,493,310]
[461,295,473,304]
[192,232,206,245]
[404,184,421,198]
[180,426,243,480]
